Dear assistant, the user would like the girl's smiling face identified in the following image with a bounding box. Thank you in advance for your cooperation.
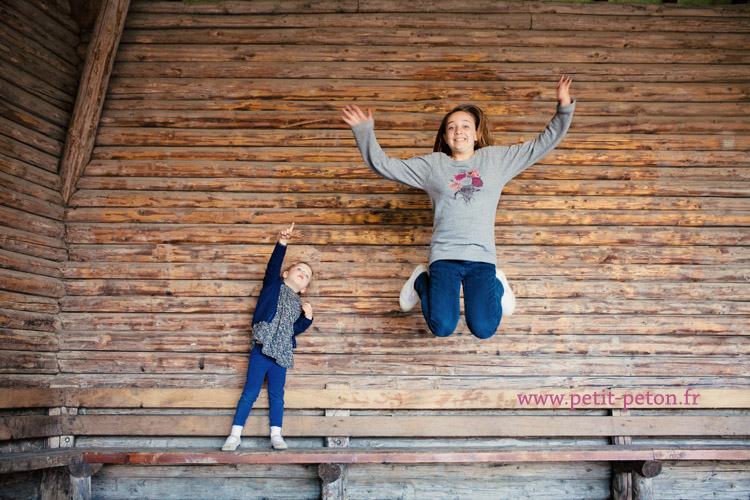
[443,111,477,160]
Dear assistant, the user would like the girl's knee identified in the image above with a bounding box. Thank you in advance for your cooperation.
[268,391,285,405]
[428,318,458,337]
[237,393,259,407]
[470,326,497,339]
[466,317,501,340]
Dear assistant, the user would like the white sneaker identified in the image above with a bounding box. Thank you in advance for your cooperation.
[496,268,515,317]
[221,435,241,451]
[270,434,288,450]
[399,264,429,312]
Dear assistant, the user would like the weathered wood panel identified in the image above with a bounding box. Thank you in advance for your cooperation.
[1,0,746,498]
[0,0,80,388]
[4,387,749,410]
[91,464,320,500]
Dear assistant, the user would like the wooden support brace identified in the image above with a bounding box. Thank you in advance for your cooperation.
[611,409,633,500]
[318,463,345,484]
[618,460,663,479]
[633,474,655,500]
[68,463,102,500]
[59,0,130,203]
[321,382,349,500]
[68,463,103,479]
[47,407,97,500]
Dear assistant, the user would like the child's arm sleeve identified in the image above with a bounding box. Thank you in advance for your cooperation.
[350,120,431,189]
[293,315,313,335]
[501,100,576,180]
[263,242,287,285]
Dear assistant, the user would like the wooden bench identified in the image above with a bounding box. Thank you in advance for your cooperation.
[1,387,749,499]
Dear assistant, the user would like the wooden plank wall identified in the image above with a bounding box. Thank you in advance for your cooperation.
[0,0,82,386]
[1,0,746,498]
[61,0,750,393]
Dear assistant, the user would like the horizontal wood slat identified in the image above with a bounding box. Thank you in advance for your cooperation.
[64,243,750,265]
[93,128,750,151]
[63,207,750,227]
[3,445,749,475]
[114,44,750,65]
[56,313,747,337]
[0,449,80,475]
[77,446,750,466]
[3,387,748,410]
[98,111,750,134]
[87,148,750,168]
[63,224,750,246]
[105,78,750,101]
[55,297,750,317]
[101,99,750,117]
[54,331,750,357]
[128,1,750,17]
[58,260,749,283]
[122,12,750,33]
[119,28,750,52]
[73,177,750,198]
[52,351,749,378]
[110,61,750,82]
[63,414,750,437]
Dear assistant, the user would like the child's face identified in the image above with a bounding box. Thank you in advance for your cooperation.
[283,263,313,294]
[443,111,477,157]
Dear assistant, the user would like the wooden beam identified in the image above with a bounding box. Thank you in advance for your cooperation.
[618,461,663,479]
[2,388,749,410]
[79,446,750,466]
[0,448,80,474]
[59,0,129,203]
[0,416,62,440]
[2,445,747,476]
[60,414,750,438]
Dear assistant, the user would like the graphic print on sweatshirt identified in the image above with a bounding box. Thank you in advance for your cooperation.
[450,170,484,203]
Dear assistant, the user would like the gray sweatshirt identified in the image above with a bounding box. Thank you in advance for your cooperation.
[350,101,575,265]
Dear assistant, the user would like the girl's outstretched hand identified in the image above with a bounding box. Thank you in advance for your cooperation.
[557,75,573,107]
[278,223,295,246]
[342,104,373,127]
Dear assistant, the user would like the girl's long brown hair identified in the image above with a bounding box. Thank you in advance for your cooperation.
[433,104,494,156]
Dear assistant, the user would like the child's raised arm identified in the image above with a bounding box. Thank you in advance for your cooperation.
[278,223,295,246]
[557,75,573,106]
[342,104,373,127]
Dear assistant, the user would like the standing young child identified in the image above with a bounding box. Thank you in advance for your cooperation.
[221,223,314,451]
[342,76,574,339]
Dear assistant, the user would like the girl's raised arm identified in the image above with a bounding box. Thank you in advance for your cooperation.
[557,75,573,107]
[342,104,373,127]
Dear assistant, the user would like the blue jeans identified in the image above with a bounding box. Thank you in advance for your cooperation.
[414,260,504,339]
[232,344,287,428]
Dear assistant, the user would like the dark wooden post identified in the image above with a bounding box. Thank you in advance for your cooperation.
[613,460,662,500]
[625,461,661,500]
[68,463,104,500]
[611,409,632,500]
[59,0,130,203]
[319,462,346,500]
[633,473,655,500]
[320,382,349,500]
[42,407,90,499]
[621,461,662,479]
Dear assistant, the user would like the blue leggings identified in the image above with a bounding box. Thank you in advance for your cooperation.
[232,344,287,428]
[415,259,504,339]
